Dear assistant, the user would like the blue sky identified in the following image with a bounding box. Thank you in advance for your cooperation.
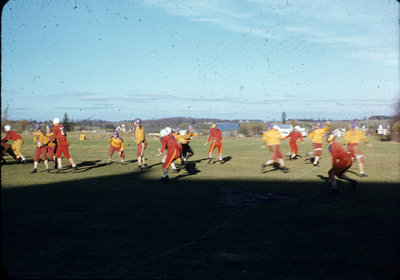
[1,0,398,122]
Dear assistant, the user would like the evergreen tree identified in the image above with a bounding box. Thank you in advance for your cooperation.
[63,113,73,132]
[281,111,287,124]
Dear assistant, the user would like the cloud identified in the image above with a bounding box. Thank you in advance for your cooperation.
[138,0,398,66]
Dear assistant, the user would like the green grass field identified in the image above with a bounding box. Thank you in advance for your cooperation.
[2,133,400,279]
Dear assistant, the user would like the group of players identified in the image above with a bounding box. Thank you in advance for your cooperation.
[1,117,371,193]
[1,117,77,173]
[260,120,372,193]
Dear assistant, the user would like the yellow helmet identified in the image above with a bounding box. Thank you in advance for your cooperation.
[211,123,216,128]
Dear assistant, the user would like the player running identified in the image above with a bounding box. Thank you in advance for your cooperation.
[46,125,58,169]
[284,125,304,160]
[327,134,357,194]
[204,123,223,164]
[48,117,78,173]
[179,124,198,165]
[1,125,26,163]
[306,121,331,166]
[261,122,289,173]
[158,128,183,183]
[31,123,50,173]
[134,118,148,170]
[108,130,126,165]
[344,121,372,177]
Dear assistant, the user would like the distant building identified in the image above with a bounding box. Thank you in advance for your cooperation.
[272,124,307,137]
[116,124,126,132]
[377,124,390,136]
[216,123,240,137]
[332,128,346,137]
[273,124,292,137]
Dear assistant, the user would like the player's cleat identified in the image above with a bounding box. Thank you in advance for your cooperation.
[359,173,368,177]
[56,168,63,174]
[21,159,26,164]
[72,166,78,173]
[281,167,289,173]
[207,158,212,164]
[54,162,58,169]
[31,169,37,173]
[313,162,319,167]
[136,166,142,171]
[350,179,357,191]
[121,161,126,165]
[46,168,50,173]
[219,159,223,164]
[143,164,148,169]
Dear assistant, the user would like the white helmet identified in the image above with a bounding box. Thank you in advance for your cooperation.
[4,125,11,132]
[179,129,187,136]
[53,117,60,124]
[294,126,300,131]
[160,129,167,137]
[165,127,172,135]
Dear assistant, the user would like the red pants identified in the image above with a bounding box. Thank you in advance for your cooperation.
[329,158,352,178]
[47,145,57,160]
[289,142,299,154]
[56,142,71,159]
[313,143,322,156]
[347,143,361,161]
[269,145,283,160]
[208,141,223,154]
[136,141,147,157]
[163,149,180,168]
[34,146,47,162]
[109,145,125,158]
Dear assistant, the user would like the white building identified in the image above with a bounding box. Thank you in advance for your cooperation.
[273,124,307,137]
[332,128,346,137]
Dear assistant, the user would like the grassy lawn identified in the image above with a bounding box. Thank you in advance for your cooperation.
[2,132,399,279]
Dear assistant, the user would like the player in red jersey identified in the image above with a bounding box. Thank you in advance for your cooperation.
[48,117,78,173]
[327,134,357,194]
[284,126,304,160]
[1,125,26,163]
[158,128,182,183]
[204,123,223,164]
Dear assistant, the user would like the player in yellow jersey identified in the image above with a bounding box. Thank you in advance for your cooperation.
[108,131,125,164]
[134,118,148,170]
[179,124,199,165]
[1,125,26,163]
[261,122,289,173]
[46,125,58,169]
[306,121,331,166]
[344,121,372,177]
[31,123,50,173]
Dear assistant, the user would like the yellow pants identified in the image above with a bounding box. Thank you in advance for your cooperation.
[12,139,24,155]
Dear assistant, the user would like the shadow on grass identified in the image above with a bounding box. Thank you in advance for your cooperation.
[262,162,282,174]
[2,172,399,280]
[1,158,34,165]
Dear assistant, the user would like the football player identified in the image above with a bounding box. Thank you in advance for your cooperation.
[48,117,78,173]
[327,134,357,193]
[261,122,289,173]
[306,121,331,166]
[1,125,26,163]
